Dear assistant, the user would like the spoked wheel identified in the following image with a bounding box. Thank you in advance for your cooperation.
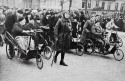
[0,35,3,47]
[6,44,15,59]
[43,46,52,60]
[117,37,123,47]
[0,42,3,47]
[113,49,124,61]
[83,39,94,55]
[36,54,43,69]
[76,44,84,56]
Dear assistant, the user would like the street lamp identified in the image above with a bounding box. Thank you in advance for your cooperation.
[60,0,64,11]
[85,0,87,13]
[69,0,72,12]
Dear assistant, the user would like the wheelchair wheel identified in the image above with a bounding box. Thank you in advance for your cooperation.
[76,44,84,56]
[0,41,3,47]
[117,37,123,47]
[43,46,52,60]
[113,49,124,61]
[83,39,94,54]
[6,44,15,59]
[36,53,43,69]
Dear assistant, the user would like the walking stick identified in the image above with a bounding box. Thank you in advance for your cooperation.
[51,38,56,66]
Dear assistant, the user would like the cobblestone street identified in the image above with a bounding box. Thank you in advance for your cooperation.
[0,32,125,81]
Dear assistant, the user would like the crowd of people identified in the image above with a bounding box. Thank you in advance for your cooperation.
[0,7,125,66]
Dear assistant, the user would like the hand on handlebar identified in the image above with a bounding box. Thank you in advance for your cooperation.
[40,26,50,29]
[23,30,34,33]
[23,30,36,35]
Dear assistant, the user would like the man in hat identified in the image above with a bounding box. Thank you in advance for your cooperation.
[5,9,24,57]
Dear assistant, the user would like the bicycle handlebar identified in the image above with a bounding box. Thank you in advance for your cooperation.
[40,26,50,29]
[23,29,43,33]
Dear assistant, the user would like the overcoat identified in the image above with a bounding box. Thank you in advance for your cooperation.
[54,18,72,52]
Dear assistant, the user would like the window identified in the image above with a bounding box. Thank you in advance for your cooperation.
[101,2,105,9]
[115,3,119,11]
[107,2,111,10]
[82,0,85,8]
[120,3,125,12]
[88,0,91,8]
[96,1,99,8]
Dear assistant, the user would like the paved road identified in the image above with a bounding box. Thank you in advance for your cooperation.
[0,32,125,81]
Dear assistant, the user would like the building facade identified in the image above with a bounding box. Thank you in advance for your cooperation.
[80,0,125,12]
[0,0,125,12]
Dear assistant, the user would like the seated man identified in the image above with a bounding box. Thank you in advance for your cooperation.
[91,21,110,53]
[106,18,119,42]
[91,21,105,52]
[12,17,44,59]
[80,16,95,52]
[25,17,47,45]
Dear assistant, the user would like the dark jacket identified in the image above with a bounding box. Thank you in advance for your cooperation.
[54,18,72,52]
[80,20,95,43]
[12,22,30,37]
[26,22,41,30]
[5,14,17,33]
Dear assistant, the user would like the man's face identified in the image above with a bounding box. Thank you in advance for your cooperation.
[28,14,31,18]
[96,16,100,20]
[25,11,29,13]
[95,22,100,26]
[20,19,25,25]
[36,20,40,23]
[29,19,34,24]
[46,15,50,19]
[91,16,95,21]
[64,13,70,18]
[17,13,23,18]
[43,10,46,14]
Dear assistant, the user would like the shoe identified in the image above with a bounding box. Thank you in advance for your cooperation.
[60,61,68,66]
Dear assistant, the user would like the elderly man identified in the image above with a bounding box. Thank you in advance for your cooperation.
[5,9,24,57]
[80,16,96,52]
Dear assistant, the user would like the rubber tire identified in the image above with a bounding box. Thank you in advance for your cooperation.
[43,46,52,60]
[36,54,43,69]
[113,49,124,61]
[6,44,15,59]
[76,44,84,56]
[83,39,94,55]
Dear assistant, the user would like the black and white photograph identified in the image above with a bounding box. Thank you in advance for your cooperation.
[0,0,125,81]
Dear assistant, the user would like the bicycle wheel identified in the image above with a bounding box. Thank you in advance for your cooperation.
[6,44,15,59]
[117,37,123,47]
[83,39,94,55]
[43,46,52,60]
[76,44,84,56]
[36,54,43,69]
[113,49,124,61]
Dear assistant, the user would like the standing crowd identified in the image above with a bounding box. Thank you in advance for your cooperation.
[0,7,125,66]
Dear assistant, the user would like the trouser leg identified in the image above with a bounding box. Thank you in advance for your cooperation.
[60,51,65,62]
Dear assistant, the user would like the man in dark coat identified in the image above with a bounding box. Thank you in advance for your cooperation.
[4,9,24,57]
[80,16,95,43]
[54,12,72,66]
